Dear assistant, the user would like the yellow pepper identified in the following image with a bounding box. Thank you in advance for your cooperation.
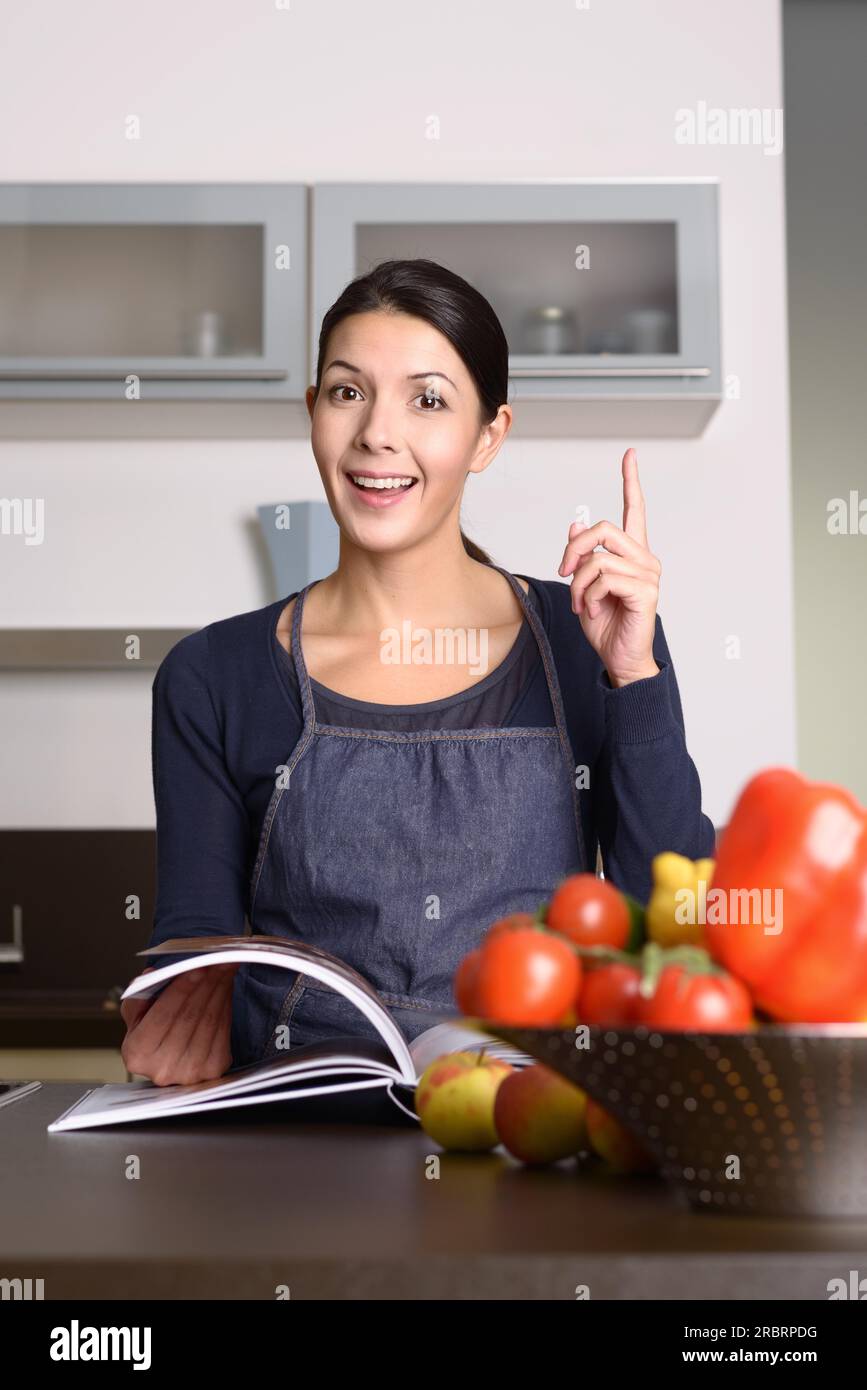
[646,852,716,948]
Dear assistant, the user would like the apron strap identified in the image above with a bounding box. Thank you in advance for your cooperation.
[492,565,590,873]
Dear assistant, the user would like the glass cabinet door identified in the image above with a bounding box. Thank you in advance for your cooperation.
[0,184,306,399]
[312,183,721,435]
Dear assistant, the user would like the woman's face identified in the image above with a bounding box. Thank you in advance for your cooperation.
[306,309,510,557]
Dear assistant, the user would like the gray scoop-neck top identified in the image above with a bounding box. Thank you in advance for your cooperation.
[272,577,551,732]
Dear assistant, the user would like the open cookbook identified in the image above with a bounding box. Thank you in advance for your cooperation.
[47,935,532,1132]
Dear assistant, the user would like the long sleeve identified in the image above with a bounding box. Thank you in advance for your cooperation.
[148,630,251,953]
[590,614,717,904]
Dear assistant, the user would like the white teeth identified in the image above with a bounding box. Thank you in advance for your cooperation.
[349,475,416,490]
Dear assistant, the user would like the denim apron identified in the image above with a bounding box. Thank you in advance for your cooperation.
[231,566,587,1067]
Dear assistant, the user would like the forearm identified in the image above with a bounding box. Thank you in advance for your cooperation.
[593,660,716,904]
[149,633,251,954]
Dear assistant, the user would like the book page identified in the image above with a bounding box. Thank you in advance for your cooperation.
[123,936,415,1081]
[47,1075,395,1132]
[47,1037,408,1131]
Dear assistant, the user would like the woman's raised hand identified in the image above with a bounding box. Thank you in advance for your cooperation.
[558,448,661,687]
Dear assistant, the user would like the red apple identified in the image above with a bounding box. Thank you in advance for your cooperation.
[494,1063,588,1166]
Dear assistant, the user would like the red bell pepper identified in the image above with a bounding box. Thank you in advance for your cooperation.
[705,767,867,1021]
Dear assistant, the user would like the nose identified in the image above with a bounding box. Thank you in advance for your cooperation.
[353,392,402,454]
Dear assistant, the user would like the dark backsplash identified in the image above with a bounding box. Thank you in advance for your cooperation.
[0,830,156,1046]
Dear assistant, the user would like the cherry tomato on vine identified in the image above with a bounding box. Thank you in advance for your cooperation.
[578,962,641,1025]
[473,928,581,1027]
[633,963,753,1032]
[546,874,631,950]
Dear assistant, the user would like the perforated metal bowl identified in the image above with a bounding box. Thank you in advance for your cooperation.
[476,1021,867,1218]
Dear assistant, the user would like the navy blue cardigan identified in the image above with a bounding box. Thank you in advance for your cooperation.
[147,575,716,953]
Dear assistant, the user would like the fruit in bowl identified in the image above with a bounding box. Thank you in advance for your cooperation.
[577,960,642,1025]
[646,852,716,948]
[443,767,867,1214]
[631,944,755,1031]
[457,920,582,1027]
[546,874,632,950]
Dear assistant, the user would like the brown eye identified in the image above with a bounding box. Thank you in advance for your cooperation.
[415,391,446,410]
[329,384,362,402]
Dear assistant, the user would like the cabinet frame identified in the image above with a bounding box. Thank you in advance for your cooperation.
[312,180,722,435]
[0,183,307,400]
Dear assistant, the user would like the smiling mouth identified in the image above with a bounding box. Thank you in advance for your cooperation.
[347,473,419,491]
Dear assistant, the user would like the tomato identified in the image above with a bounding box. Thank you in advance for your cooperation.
[455,915,543,1014]
[485,911,538,942]
[633,963,754,1032]
[454,949,481,1015]
[546,874,631,950]
[578,962,641,1026]
[474,927,582,1027]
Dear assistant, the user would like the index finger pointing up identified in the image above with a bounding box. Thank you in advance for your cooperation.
[622,447,648,547]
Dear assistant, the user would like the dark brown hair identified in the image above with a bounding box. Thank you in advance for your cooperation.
[312,258,510,565]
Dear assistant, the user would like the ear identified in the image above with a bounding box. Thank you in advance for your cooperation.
[468,403,513,475]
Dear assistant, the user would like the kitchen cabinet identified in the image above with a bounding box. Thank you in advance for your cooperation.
[312,181,722,436]
[0,180,721,432]
[0,830,154,1046]
[0,184,306,400]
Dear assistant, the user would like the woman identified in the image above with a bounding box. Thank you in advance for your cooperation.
[121,258,715,1086]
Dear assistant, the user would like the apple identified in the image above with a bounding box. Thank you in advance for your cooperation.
[494,1063,588,1166]
[585,1098,656,1174]
[415,1050,515,1152]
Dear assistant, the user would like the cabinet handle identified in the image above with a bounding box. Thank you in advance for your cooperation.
[509,366,711,378]
[0,905,24,965]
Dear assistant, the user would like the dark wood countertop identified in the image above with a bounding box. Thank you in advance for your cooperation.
[3,1082,867,1299]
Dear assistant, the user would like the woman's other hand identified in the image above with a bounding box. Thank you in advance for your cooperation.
[120,962,240,1086]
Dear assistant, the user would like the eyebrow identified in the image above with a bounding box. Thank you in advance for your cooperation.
[323,360,458,391]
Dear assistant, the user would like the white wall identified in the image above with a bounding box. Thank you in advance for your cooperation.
[0,0,795,828]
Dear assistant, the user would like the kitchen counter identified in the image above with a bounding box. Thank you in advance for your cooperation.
[2,1082,866,1300]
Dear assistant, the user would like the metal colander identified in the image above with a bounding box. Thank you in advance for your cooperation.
[476,1021,867,1218]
